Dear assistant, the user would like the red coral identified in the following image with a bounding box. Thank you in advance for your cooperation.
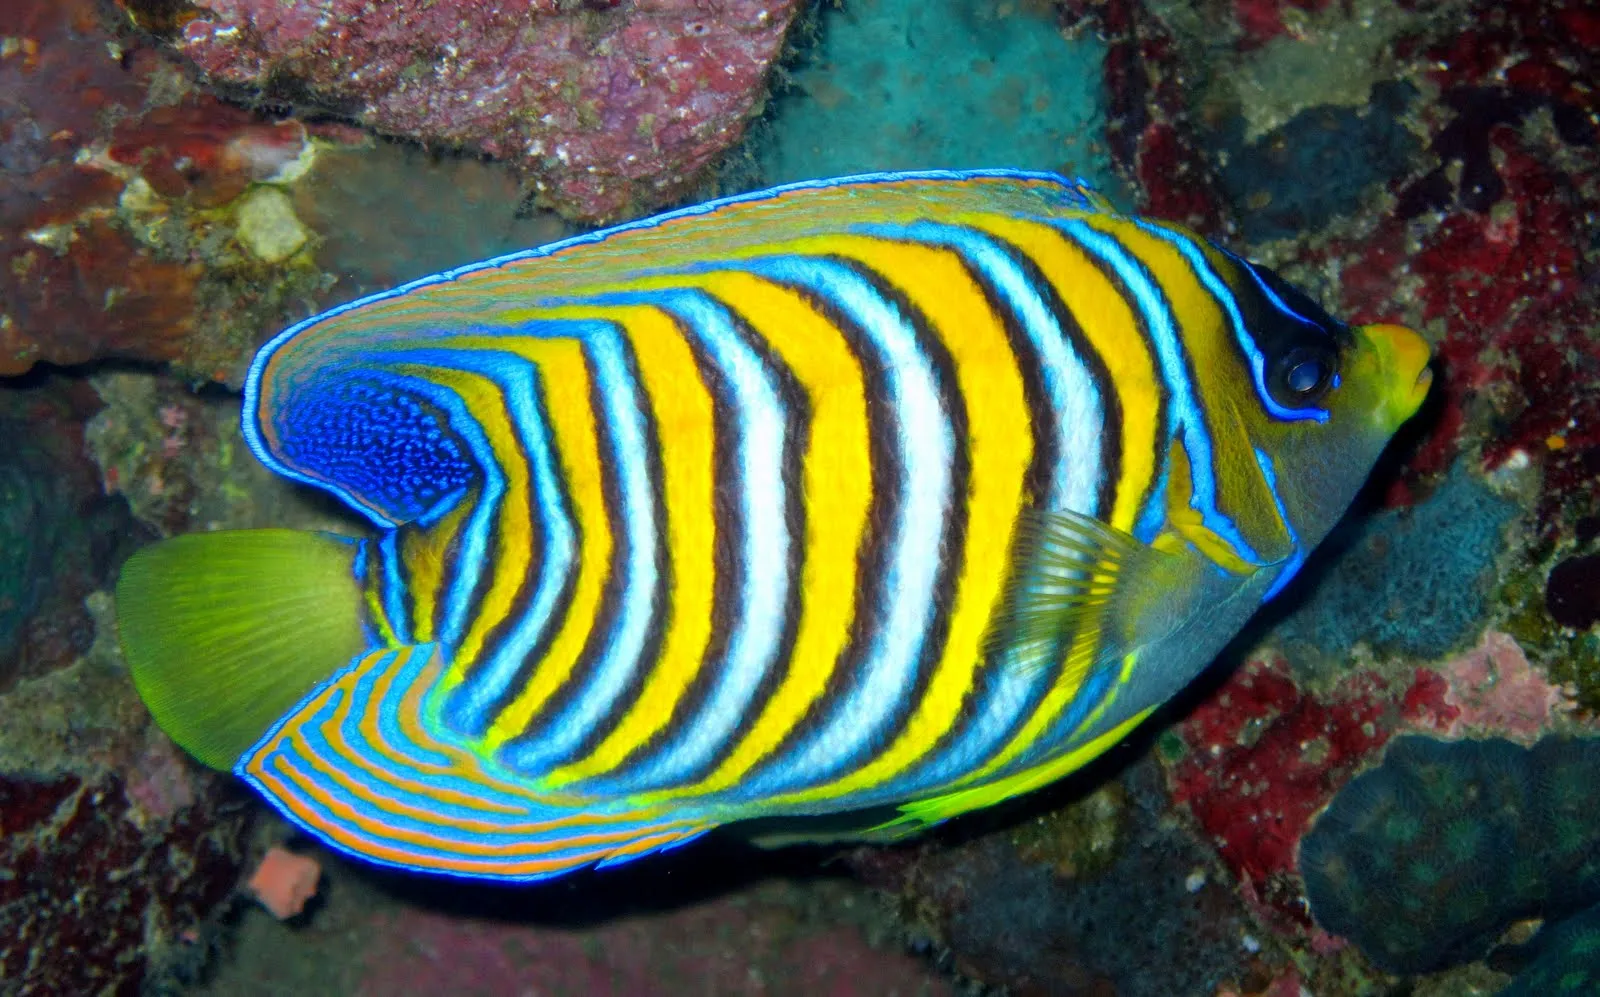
[109,104,309,207]
[1232,0,1333,47]
[0,0,318,376]
[0,770,249,995]
[1168,656,1454,928]
[1323,0,1599,521]
[1060,0,1225,232]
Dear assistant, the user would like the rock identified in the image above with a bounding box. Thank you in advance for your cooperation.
[167,0,803,223]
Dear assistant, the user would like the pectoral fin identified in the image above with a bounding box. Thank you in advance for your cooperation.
[988,509,1213,683]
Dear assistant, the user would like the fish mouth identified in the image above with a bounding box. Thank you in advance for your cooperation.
[1358,323,1433,429]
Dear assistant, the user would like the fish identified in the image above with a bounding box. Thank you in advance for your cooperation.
[116,169,1433,880]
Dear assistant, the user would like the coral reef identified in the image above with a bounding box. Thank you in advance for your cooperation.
[198,857,946,997]
[1273,461,1522,670]
[154,0,801,223]
[0,376,130,688]
[1,0,1597,990]
[0,591,253,995]
[1216,81,1421,242]
[0,0,331,381]
[1060,0,1225,229]
[1499,901,1600,997]
[847,758,1265,997]
[1423,629,1576,742]
[1166,654,1456,930]
[85,371,359,538]
[1301,734,1600,975]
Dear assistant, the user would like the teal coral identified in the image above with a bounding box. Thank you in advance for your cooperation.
[1300,734,1600,975]
[1274,461,1520,669]
[758,0,1121,198]
[1501,902,1600,996]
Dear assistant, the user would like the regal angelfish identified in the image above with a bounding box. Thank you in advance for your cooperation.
[117,170,1432,879]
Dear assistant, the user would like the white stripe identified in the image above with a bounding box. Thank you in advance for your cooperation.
[573,290,791,792]
[500,326,660,773]
[735,256,953,797]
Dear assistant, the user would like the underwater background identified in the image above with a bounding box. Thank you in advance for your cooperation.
[0,0,1596,994]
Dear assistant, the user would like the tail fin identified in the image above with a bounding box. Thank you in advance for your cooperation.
[115,529,371,770]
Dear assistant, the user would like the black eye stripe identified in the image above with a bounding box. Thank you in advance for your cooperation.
[1222,252,1347,413]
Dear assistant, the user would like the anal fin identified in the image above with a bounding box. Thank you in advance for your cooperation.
[240,644,713,880]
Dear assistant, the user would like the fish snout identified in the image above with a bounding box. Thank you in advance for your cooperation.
[1358,323,1433,429]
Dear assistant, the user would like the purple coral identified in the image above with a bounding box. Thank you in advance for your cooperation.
[173,0,802,222]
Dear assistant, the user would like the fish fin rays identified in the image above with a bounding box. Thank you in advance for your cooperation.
[882,713,1150,830]
[988,509,1207,684]
[736,805,921,850]
[239,643,714,880]
[116,529,371,770]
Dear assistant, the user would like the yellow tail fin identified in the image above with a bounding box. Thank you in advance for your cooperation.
[116,529,370,769]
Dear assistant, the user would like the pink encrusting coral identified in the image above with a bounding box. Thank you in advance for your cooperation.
[354,898,953,997]
[247,846,322,920]
[1420,629,1577,742]
[174,0,802,222]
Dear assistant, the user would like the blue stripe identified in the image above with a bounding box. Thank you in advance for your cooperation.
[1141,227,1328,424]
[377,531,411,645]
[1054,220,1264,565]
[500,326,660,774]
[353,359,509,647]
[997,661,1121,777]
[731,255,954,799]
[1254,448,1305,602]
[857,221,1104,515]
[399,337,589,736]
[567,289,791,794]
[876,664,1048,802]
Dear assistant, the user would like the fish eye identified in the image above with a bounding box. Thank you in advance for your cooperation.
[1272,347,1336,407]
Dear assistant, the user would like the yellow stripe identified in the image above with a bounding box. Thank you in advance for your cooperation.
[895,707,1150,825]
[757,233,1033,805]
[389,363,532,682]
[398,498,474,645]
[1081,216,1291,561]
[538,305,718,785]
[964,213,1162,534]
[631,270,874,799]
[458,340,613,749]
[874,214,1167,788]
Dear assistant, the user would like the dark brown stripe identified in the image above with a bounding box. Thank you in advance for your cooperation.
[495,343,632,745]
[603,293,813,790]
[741,254,968,792]
[450,358,581,735]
